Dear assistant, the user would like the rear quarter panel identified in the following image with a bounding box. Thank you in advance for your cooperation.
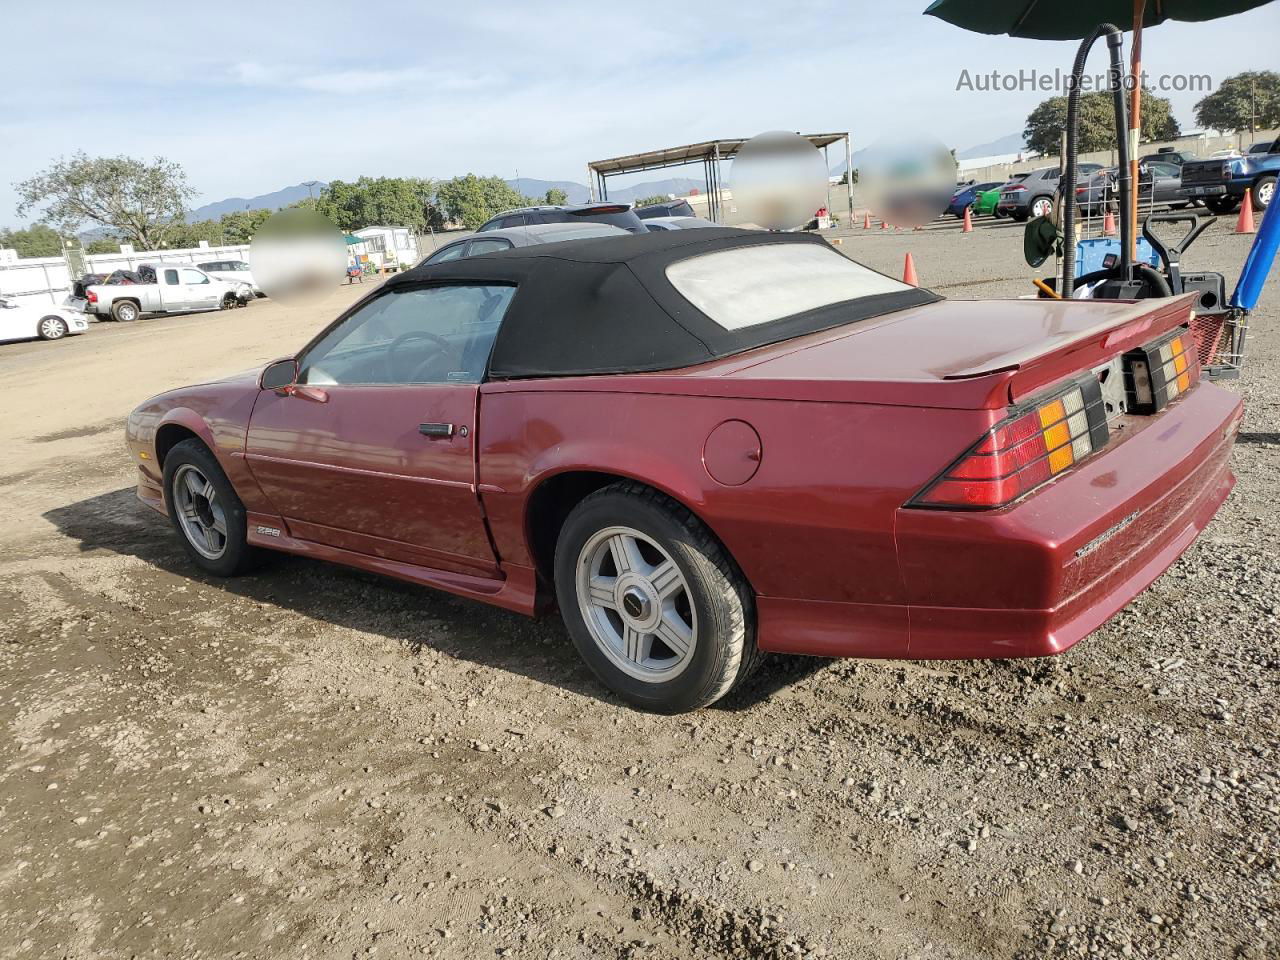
[476,385,990,606]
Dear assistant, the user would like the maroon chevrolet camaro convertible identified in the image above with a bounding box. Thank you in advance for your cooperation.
[126,228,1241,711]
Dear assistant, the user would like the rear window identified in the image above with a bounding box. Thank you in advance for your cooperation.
[539,207,645,233]
[666,243,910,331]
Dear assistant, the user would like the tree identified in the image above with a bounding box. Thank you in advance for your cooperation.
[543,187,568,205]
[219,208,275,244]
[434,175,529,230]
[1195,71,1280,133]
[0,223,65,257]
[635,195,669,208]
[162,218,225,249]
[1024,89,1179,156]
[84,235,123,255]
[315,176,437,232]
[15,152,196,249]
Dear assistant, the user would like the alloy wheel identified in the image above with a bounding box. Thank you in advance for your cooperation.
[39,317,66,339]
[1258,180,1274,208]
[1032,197,1053,218]
[575,525,697,682]
[172,464,228,560]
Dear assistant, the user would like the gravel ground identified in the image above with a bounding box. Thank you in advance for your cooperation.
[0,217,1276,959]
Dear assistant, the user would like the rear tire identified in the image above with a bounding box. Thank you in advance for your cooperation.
[1252,175,1274,211]
[221,293,239,310]
[1030,195,1053,219]
[163,439,258,577]
[994,207,1008,219]
[111,300,140,322]
[553,482,760,713]
[37,316,68,340]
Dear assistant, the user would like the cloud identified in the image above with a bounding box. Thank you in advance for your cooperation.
[230,61,498,95]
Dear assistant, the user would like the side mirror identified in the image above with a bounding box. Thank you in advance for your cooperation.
[260,358,298,391]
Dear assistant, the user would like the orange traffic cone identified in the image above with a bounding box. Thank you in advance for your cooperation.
[962,206,973,233]
[863,211,871,229]
[1236,190,1256,234]
[1102,209,1116,236]
[903,253,918,286]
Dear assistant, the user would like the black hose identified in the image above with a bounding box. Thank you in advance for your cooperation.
[1061,23,1131,295]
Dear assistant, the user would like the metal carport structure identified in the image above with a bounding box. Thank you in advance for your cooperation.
[586,133,853,225]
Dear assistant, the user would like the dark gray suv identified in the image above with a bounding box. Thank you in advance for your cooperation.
[477,202,647,234]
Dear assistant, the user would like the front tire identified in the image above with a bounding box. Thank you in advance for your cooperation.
[38,316,68,340]
[163,439,257,577]
[554,483,760,713]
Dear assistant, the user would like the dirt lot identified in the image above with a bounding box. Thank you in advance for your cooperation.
[1,222,1276,960]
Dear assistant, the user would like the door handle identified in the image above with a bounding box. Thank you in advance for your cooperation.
[280,384,328,403]
[418,422,454,438]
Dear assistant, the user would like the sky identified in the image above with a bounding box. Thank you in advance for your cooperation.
[3,0,1278,227]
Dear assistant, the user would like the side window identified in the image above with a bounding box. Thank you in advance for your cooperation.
[499,214,527,228]
[181,268,209,284]
[534,210,572,224]
[466,238,513,256]
[425,243,465,264]
[164,269,180,285]
[300,284,517,387]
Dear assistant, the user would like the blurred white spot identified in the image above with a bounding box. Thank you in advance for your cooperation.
[730,131,829,231]
[249,209,346,304]
[856,137,956,228]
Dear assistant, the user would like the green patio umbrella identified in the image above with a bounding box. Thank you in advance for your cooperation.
[925,0,1277,262]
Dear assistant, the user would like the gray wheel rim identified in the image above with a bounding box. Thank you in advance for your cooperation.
[1033,197,1053,218]
[118,303,137,321]
[173,464,228,560]
[576,525,697,682]
[1258,181,1274,207]
[40,317,65,339]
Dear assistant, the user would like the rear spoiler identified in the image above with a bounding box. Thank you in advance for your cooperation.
[945,294,1199,405]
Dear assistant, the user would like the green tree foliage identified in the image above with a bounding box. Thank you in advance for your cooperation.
[0,223,65,257]
[1024,89,1179,156]
[543,187,568,205]
[15,152,196,249]
[1194,71,1280,133]
[219,208,275,244]
[635,195,670,208]
[434,175,529,230]
[315,177,437,232]
[84,235,123,255]
[161,219,225,249]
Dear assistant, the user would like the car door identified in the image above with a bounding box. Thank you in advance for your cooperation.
[0,298,34,342]
[243,282,517,576]
[181,268,221,310]
[158,268,190,311]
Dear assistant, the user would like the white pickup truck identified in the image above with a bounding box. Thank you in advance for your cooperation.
[73,264,253,322]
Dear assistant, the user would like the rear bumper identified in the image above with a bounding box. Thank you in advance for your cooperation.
[757,383,1241,660]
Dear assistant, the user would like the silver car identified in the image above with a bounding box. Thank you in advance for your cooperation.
[420,221,629,264]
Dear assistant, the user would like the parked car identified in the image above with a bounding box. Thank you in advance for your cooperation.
[1076,161,1187,215]
[642,216,718,231]
[635,199,697,220]
[421,222,630,264]
[126,229,1240,712]
[972,182,1011,218]
[477,202,647,234]
[1138,149,1197,168]
[1179,140,1278,214]
[197,259,262,297]
[0,297,89,343]
[998,164,1103,221]
[70,264,253,322]
[945,181,1002,218]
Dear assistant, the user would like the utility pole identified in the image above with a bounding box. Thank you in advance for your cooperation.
[303,180,320,200]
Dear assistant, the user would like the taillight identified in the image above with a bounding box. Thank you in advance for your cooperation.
[908,378,1109,510]
[1007,185,1026,193]
[1123,328,1199,414]
[86,290,97,303]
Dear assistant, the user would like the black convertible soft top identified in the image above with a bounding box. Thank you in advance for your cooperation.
[386,227,940,379]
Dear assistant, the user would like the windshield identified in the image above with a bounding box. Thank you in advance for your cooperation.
[666,243,911,331]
